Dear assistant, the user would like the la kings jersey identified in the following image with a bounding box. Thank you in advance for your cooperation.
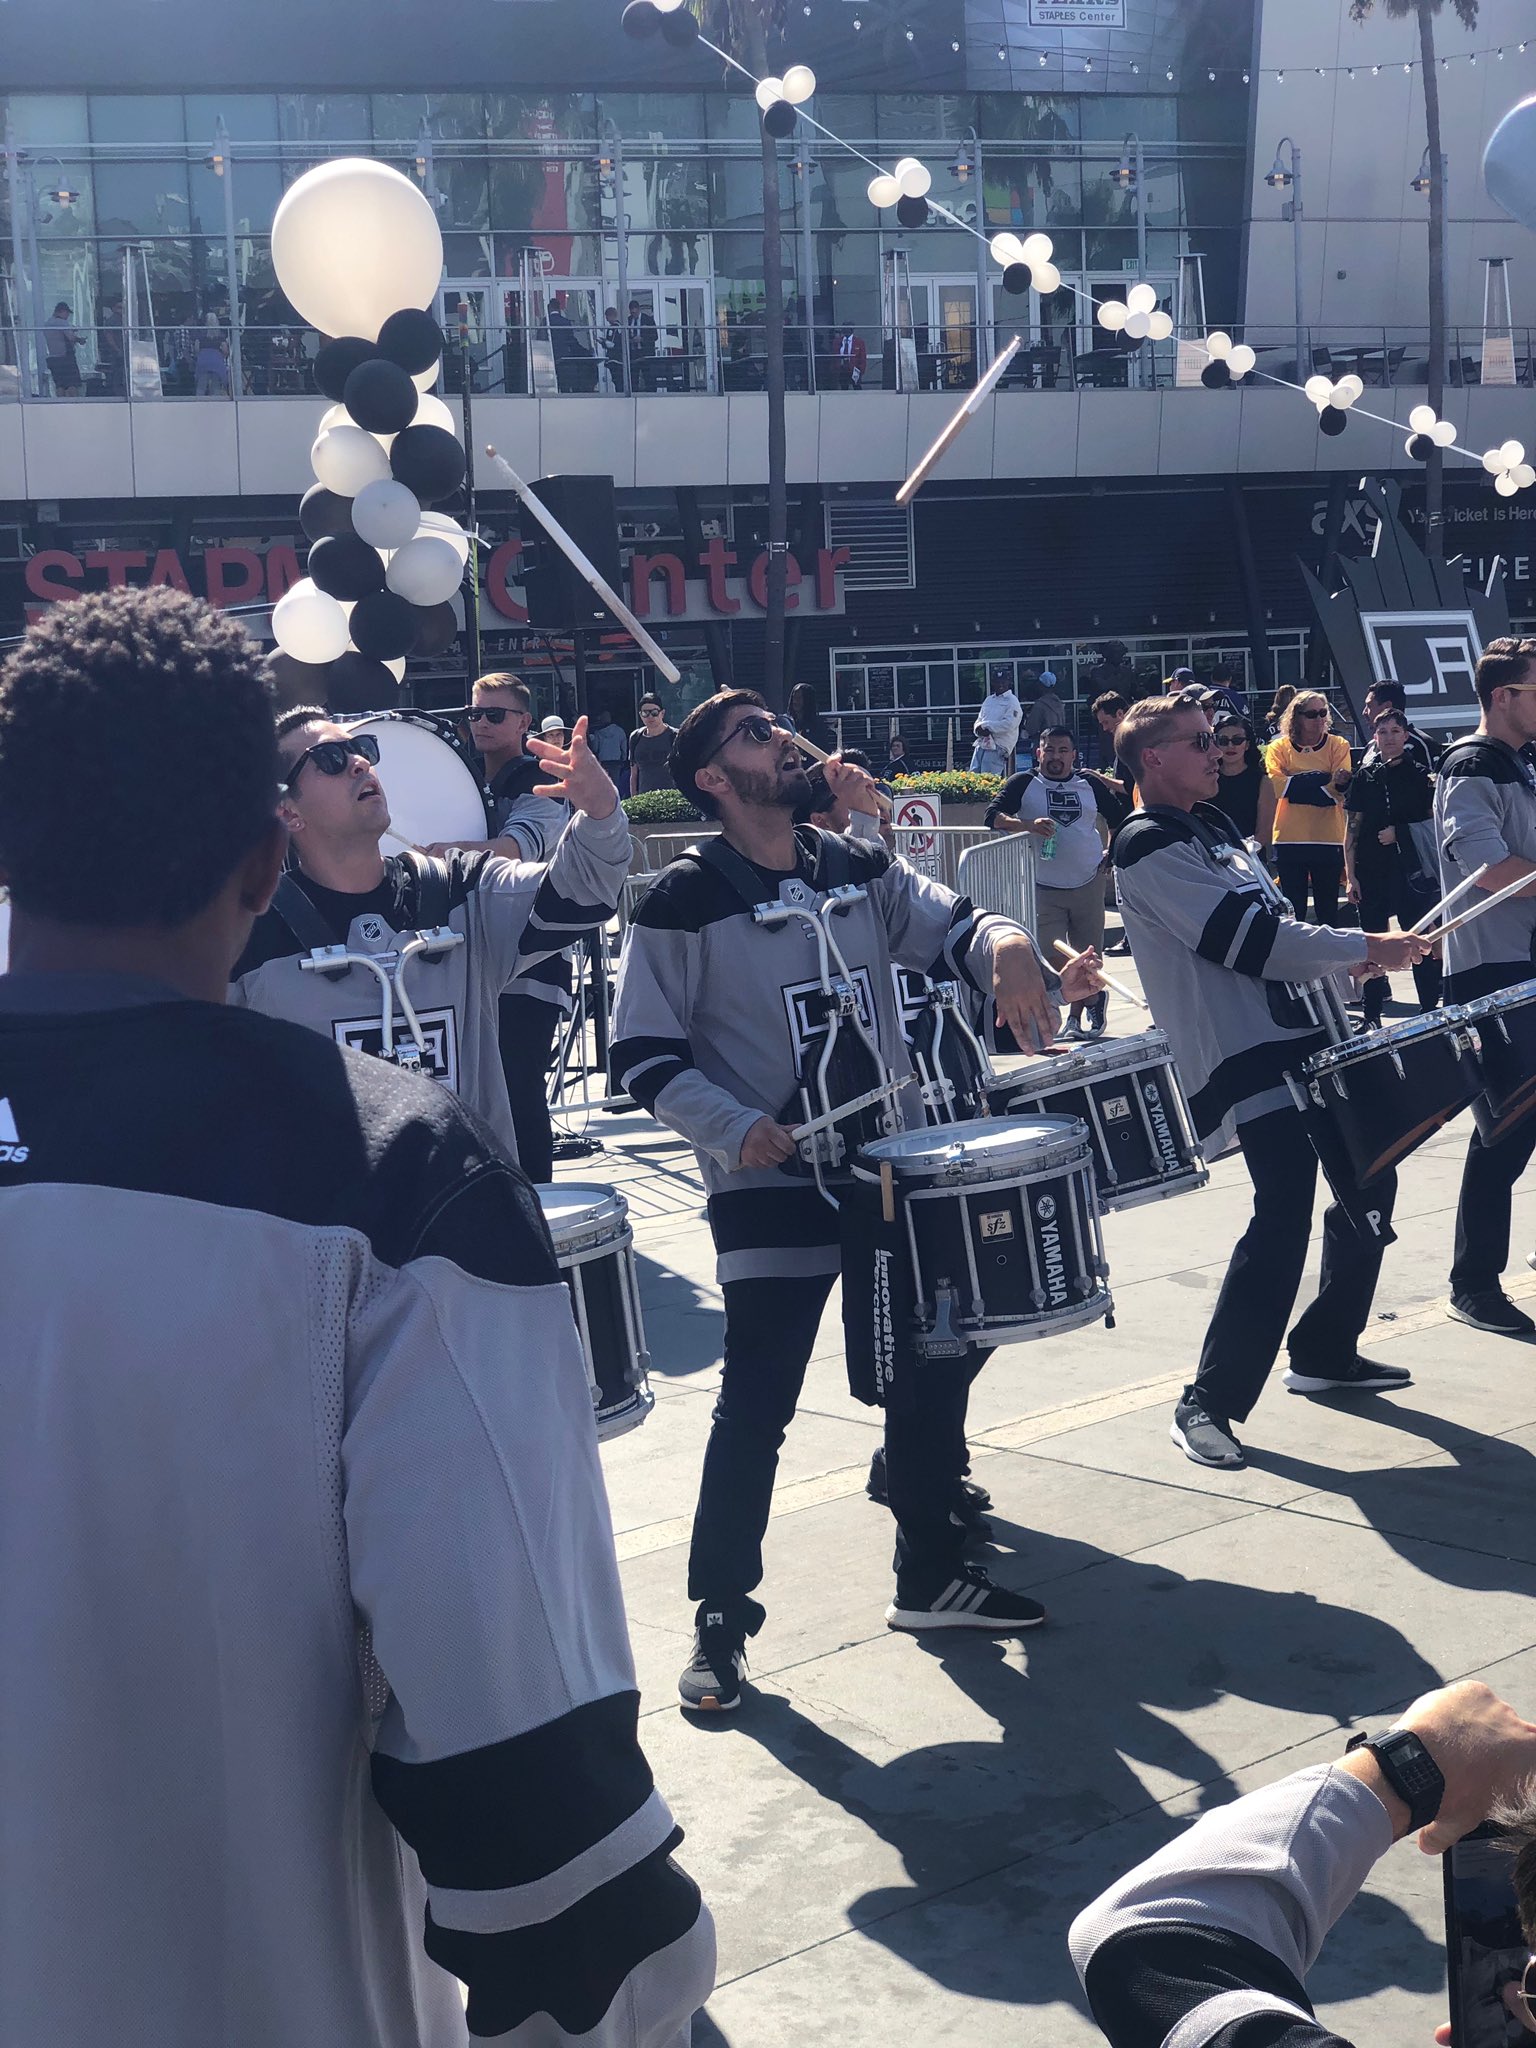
[231,807,630,1160]
[611,826,1039,1281]
[0,972,712,2048]
[488,754,577,1017]
[1434,734,1536,1001]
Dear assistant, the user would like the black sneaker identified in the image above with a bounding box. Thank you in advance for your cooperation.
[886,1565,1046,1634]
[1080,991,1109,1039]
[1170,1394,1245,1469]
[1448,1291,1536,1338]
[1283,1356,1413,1395]
[678,1612,748,1713]
[867,1446,993,1524]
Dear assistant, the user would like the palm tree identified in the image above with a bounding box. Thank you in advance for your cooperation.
[703,0,791,707]
[1350,0,1477,562]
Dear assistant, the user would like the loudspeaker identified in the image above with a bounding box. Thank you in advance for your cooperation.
[520,474,623,630]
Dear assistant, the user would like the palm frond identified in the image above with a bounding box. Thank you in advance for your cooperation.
[1349,0,1479,26]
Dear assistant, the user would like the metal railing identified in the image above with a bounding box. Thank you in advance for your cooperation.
[956,831,1039,937]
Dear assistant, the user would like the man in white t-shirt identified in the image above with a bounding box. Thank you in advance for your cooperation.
[986,725,1121,1036]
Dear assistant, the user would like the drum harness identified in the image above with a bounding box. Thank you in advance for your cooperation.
[272,852,466,1074]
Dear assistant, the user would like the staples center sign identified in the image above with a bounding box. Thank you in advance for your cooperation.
[23,537,851,626]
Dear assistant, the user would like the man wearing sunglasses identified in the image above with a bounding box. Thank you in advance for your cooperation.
[612,689,1103,1711]
[231,704,630,1168]
[1112,697,1431,1472]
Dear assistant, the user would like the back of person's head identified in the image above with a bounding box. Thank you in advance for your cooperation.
[0,588,278,929]
[1038,669,1058,691]
[840,745,873,772]
[473,670,532,714]
[1268,683,1296,720]
[1475,636,1536,711]
[671,688,766,820]
[1115,695,1193,784]
[1210,662,1235,685]
[1367,679,1407,712]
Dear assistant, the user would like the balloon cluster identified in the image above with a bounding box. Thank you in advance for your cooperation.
[987,232,1061,299]
[1197,330,1258,389]
[622,0,699,48]
[1096,283,1175,345]
[1302,371,1364,434]
[266,159,470,710]
[868,158,937,228]
[1404,404,1460,463]
[1483,439,1536,498]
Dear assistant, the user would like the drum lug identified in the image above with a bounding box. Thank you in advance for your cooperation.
[1331,1073,1349,1101]
[924,1287,969,1360]
[1389,1050,1405,1080]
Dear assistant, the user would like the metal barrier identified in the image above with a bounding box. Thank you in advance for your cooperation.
[955,831,1039,937]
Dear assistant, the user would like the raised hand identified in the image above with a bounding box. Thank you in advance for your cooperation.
[529,714,619,820]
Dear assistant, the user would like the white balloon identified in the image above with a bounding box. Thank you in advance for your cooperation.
[1497,472,1519,496]
[1127,281,1157,315]
[1305,374,1334,405]
[1020,232,1054,266]
[413,363,441,392]
[653,0,686,10]
[271,157,443,341]
[1228,344,1257,377]
[782,64,817,104]
[1031,260,1062,296]
[893,158,920,178]
[385,534,465,607]
[385,657,407,683]
[990,232,1026,266]
[1124,309,1152,339]
[273,580,351,665]
[1334,374,1364,405]
[755,77,786,111]
[1484,446,1509,474]
[868,173,901,208]
[1206,330,1233,360]
[1516,464,1536,491]
[320,402,350,432]
[1147,309,1174,340]
[417,511,473,562]
[1097,299,1129,332]
[311,424,391,497]
[898,162,932,199]
[1409,404,1438,435]
[1501,439,1527,468]
[1432,419,1459,448]
[411,392,457,434]
[352,478,423,551]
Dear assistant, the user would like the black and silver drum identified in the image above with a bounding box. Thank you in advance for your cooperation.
[987,1032,1207,1213]
[853,1116,1112,1357]
[538,1183,655,1442]
[1297,1008,1483,1185]
[1460,979,1536,1143]
[905,976,997,1126]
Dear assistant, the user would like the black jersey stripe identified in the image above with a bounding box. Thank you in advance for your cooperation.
[1185,1036,1324,1139]
[610,1034,694,1111]
[1081,1923,1332,2048]
[1197,895,1278,976]
[706,1183,840,1255]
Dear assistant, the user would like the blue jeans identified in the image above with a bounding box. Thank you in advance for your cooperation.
[970,745,1006,776]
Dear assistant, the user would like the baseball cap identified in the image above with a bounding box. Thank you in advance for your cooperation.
[1172,667,1196,684]
[540,714,567,734]
[1038,669,1057,687]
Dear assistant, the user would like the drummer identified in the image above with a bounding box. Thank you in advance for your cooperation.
[611,690,1104,1713]
[1112,696,1431,1472]
[230,707,630,1165]
[1434,636,1536,1340]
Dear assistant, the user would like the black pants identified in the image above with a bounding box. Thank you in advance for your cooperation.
[1195,1109,1395,1424]
[1276,844,1344,925]
[497,991,561,1186]
[1357,861,1442,1025]
[1451,1118,1536,1299]
[687,1272,984,1619]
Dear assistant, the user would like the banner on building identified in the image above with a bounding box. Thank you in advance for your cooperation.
[1027,1,1126,25]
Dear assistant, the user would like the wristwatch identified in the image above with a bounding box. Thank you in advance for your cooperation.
[1345,1728,1445,1829]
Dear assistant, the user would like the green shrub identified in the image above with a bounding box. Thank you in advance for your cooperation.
[622,787,704,825]
[890,771,1002,802]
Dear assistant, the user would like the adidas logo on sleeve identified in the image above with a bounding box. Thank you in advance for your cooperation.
[0,1099,29,1165]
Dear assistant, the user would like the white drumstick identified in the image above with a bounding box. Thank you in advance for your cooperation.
[1424,867,1536,942]
[482,446,682,684]
[1052,938,1149,1012]
[790,1079,904,1144]
[1408,863,1489,936]
[896,337,1023,508]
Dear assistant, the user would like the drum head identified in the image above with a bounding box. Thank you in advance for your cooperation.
[1001,1029,1170,1095]
[538,1182,629,1253]
[351,713,487,855]
[861,1114,1087,1179]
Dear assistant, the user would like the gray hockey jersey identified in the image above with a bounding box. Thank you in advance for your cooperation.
[230,807,630,1159]
[488,754,578,1016]
[0,971,713,2048]
[1114,803,1365,1158]
[1434,734,1536,1000]
[610,826,1042,1281]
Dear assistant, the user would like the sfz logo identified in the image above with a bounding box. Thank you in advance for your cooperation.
[333,1008,459,1086]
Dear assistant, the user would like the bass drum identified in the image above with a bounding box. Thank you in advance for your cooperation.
[350,712,488,856]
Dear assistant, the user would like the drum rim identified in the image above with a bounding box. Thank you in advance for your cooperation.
[1304,1010,1475,1076]
[992,1028,1173,1092]
[856,1112,1091,1178]
[1460,977,1536,1017]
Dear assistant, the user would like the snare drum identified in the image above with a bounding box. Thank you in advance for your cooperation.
[350,711,489,857]
[987,1032,1207,1213]
[1299,1008,1483,1185]
[853,1116,1112,1357]
[538,1183,655,1442]
[1460,979,1536,1144]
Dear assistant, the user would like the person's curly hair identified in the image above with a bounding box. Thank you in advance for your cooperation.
[0,587,280,927]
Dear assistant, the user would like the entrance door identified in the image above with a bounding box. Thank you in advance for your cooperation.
[908,277,978,390]
[438,282,506,394]
[624,280,715,394]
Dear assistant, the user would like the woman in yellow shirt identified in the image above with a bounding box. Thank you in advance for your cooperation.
[1261,692,1353,921]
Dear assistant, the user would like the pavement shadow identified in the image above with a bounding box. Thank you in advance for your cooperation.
[1245,1397,1536,1594]
[728,1524,1444,2014]
[635,1253,724,1380]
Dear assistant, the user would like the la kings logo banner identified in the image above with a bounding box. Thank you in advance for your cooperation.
[333,1008,459,1084]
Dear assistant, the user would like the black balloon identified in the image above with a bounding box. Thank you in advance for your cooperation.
[662,6,698,42]
[349,590,419,661]
[325,650,400,715]
[389,424,467,505]
[1407,432,1436,462]
[308,532,387,601]
[411,600,459,656]
[762,100,797,138]
[896,194,930,229]
[264,649,332,715]
[622,0,661,34]
[1002,263,1030,296]
[315,335,381,401]
[343,357,419,435]
[376,308,444,375]
[299,483,354,541]
[1319,404,1349,437]
[1201,361,1232,389]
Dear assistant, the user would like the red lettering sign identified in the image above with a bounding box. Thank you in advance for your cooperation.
[148,549,192,593]
[630,552,686,621]
[485,539,529,623]
[749,550,801,611]
[25,550,86,606]
[203,547,265,608]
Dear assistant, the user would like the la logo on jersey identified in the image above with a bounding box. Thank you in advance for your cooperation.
[0,1097,29,1165]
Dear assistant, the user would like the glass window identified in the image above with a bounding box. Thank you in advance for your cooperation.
[29,165,96,239]
[877,95,978,143]
[1083,225,1140,273]
[816,94,876,140]
[835,668,868,713]
[491,156,601,235]
[597,94,706,144]
[1079,97,1178,143]
[626,231,712,281]
[706,94,765,144]
[897,664,928,708]
[371,94,486,143]
[621,155,710,234]
[94,162,190,240]
[184,95,279,145]
[486,93,597,142]
[711,155,796,234]
[977,95,1079,144]
[90,96,185,147]
[278,94,370,150]
[429,154,491,234]
[1043,159,1082,228]
[983,157,1061,233]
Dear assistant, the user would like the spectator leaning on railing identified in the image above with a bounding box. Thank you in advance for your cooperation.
[1071,1680,1536,2048]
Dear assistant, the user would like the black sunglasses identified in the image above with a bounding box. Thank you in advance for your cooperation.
[1215,732,1247,747]
[464,706,511,725]
[702,712,789,765]
[285,732,380,788]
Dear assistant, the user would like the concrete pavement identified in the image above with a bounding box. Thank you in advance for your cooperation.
[567,1007,1536,2047]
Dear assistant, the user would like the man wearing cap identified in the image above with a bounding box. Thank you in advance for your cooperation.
[1023,670,1067,750]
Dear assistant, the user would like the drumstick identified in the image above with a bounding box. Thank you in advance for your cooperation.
[1052,938,1149,1012]
[896,337,1023,508]
[1408,863,1489,936]
[1423,867,1536,942]
[482,446,683,685]
[791,731,894,819]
